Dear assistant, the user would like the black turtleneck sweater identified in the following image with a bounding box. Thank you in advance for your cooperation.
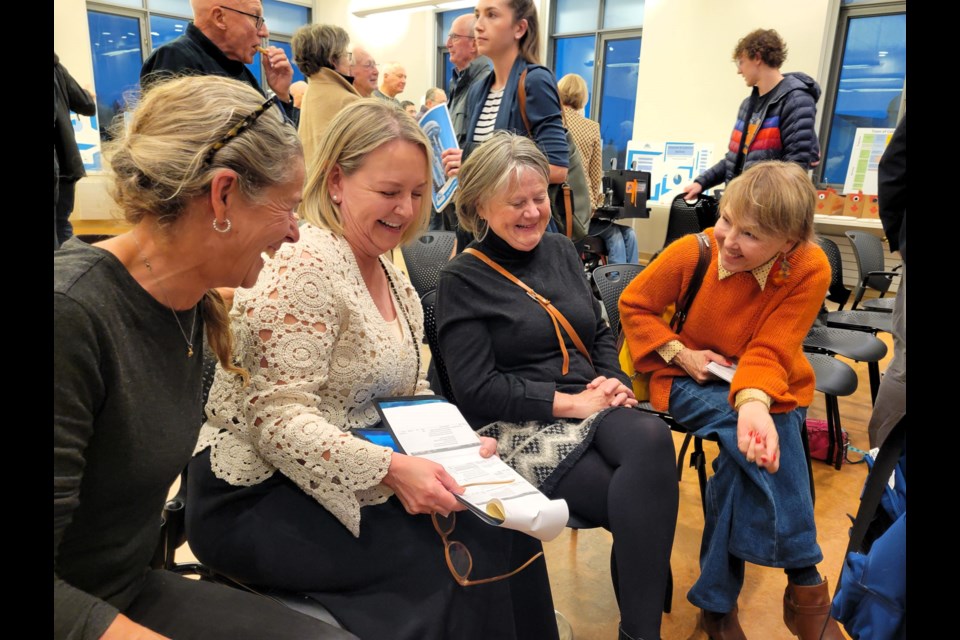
[435,231,628,428]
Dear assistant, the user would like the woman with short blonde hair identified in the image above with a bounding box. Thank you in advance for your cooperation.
[620,160,841,639]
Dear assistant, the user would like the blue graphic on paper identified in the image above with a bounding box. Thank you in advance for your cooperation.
[72,112,102,172]
[419,104,459,211]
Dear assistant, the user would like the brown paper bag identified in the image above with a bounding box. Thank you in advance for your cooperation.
[842,191,865,218]
[816,188,845,215]
[861,194,880,219]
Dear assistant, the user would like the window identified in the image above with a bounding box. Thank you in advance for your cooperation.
[816,1,906,187]
[550,0,644,169]
[436,7,475,96]
[86,1,310,143]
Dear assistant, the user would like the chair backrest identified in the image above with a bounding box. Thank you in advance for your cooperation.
[816,236,851,310]
[663,194,705,247]
[592,264,646,334]
[420,289,457,404]
[845,231,895,295]
[400,232,457,299]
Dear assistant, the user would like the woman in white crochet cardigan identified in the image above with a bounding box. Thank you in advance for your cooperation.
[186,99,559,640]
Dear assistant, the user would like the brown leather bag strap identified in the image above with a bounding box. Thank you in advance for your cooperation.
[562,184,573,239]
[517,69,532,135]
[464,248,592,374]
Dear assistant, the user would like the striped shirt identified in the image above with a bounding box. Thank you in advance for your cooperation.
[473,88,504,143]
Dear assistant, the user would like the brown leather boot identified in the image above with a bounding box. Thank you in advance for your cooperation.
[698,605,747,640]
[783,578,844,639]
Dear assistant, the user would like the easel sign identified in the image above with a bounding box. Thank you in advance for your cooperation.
[625,141,714,204]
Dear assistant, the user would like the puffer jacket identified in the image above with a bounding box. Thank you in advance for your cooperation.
[696,72,821,190]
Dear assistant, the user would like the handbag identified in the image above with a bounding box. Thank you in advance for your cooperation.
[517,69,592,242]
[463,248,593,376]
[617,233,711,401]
[805,417,849,464]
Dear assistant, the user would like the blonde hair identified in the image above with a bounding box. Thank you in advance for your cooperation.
[105,75,302,382]
[557,73,588,110]
[300,98,432,246]
[720,161,816,243]
[456,131,549,238]
[292,23,350,76]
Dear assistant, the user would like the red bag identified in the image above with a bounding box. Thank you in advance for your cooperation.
[806,418,848,464]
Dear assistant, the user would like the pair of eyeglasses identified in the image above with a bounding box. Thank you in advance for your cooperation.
[447,33,474,44]
[431,511,544,587]
[355,61,379,70]
[219,5,265,30]
[340,51,354,63]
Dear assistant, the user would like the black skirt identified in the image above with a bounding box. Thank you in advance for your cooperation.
[186,449,559,640]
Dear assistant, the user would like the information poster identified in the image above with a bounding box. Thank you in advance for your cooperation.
[72,113,102,172]
[625,141,714,204]
[842,127,894,195]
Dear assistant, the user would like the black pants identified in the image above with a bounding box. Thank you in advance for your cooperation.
[122,570,356,639]
[187,449,558,640]
[56,178,77,247]
[552,408,679,640]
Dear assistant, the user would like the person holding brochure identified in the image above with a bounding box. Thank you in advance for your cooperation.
[186,99,559,640]
[619,161,842,639]
[436,132,678,640]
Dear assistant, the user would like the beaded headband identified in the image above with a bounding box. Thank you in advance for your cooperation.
[203,94,281,166]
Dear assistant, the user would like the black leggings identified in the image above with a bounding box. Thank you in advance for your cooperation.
[551,408,679,640]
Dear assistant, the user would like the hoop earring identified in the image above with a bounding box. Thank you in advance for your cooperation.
[213,217,232,233]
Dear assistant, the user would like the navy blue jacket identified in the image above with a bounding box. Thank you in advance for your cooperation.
[140,24,298,123]
[463,57,568,168]
[696,72,821,189]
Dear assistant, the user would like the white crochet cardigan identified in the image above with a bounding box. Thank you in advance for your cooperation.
[195,225,429,536]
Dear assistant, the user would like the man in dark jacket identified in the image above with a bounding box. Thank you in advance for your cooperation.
[54,52,96,249]
[140,1,297,122]
[682,29,821,199]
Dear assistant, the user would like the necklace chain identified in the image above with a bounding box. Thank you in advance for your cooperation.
[131,231,199,358]
[381,261,420,395]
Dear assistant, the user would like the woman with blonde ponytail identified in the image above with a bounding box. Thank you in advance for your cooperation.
[54,75,353,640]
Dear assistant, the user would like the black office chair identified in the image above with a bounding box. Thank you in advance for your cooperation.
[805,352,859,473]
[845,231,900,312]
[400,231,457,299]
[804,322,887,409]
[663,193,718,247]
[575,232,609,276]
[816,238,893,404]
[154,351,347,630]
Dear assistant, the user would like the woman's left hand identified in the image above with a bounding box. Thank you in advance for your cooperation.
[585,376,639,409]
[478,436,498,458]
[736,401,781,473]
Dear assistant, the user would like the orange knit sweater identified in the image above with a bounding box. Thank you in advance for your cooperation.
[619,229,830,413]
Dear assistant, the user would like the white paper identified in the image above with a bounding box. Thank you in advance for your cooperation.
[419,104,460,211]
[376,398,569,541]
[706,361,737,383]
[626,140,715,203]
[842,128,895,195]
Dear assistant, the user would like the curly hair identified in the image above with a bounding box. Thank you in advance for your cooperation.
[733,29,787,69]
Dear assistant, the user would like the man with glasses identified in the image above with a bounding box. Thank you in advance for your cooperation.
[141,0,297,122]
[349,45,379,98]
[373,63,406,103]
[446,14,490,147]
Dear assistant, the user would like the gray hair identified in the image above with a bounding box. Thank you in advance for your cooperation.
[292,23,350,76]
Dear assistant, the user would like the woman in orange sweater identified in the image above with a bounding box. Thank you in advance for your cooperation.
[619,161,841,640]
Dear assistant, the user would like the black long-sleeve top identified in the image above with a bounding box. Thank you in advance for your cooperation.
[435,231,628,429]
[54,240,204,639]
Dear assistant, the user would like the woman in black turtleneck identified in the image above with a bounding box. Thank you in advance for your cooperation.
[436,132,678,640]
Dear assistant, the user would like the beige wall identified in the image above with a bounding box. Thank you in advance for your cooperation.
[626,0,838,256]
[318,1,435,107]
